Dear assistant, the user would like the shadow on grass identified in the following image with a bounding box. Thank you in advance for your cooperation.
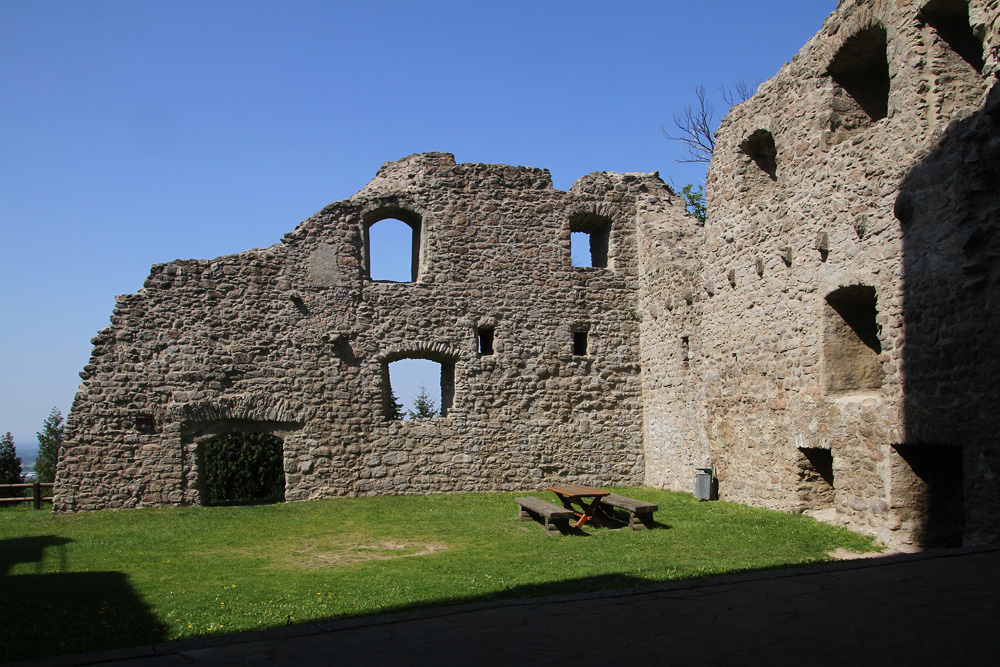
[0,541,851,664]
[0,536,169,663]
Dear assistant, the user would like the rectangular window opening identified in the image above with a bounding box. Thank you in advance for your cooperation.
[477,327,494,356]
[573,331,589,356]
[384,358,455,421]
[570,215,611,268]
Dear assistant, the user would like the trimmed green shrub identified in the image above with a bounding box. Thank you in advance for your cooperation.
[202,432,284,505]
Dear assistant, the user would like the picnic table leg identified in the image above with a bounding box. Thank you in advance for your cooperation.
[581,498,605,527]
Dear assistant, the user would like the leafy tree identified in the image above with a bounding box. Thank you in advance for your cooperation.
[387,388,405,421]
[680,184,707,224]
[202,431,285,505]
[408,384,438,419]
[1,432,23,497]
[34,407,63,484]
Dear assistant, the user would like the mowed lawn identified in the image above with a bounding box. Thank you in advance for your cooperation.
[0,488,875,662]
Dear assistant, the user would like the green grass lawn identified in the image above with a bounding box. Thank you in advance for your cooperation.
[0,488,875,662]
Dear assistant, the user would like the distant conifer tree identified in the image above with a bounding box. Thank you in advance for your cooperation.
[1,431,23,497]
[407,384,438,419]
[387,388,405,421]
[34,407,64,484]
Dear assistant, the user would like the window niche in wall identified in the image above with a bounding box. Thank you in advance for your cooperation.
[383,355,455,420]
[823,285,884,394]
[890,444,964,547]
[739,129,778,180]
[573,328,589,356]
[569,214,612,268]
[477,326,495,356]
[826,25,890,132]
[920,0,984,73]
[365,207,422,282]
[797,447,835,506]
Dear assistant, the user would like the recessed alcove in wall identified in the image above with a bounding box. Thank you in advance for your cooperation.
[739,129,778,180]
[797,447,835,506]
[365,207,422,282]
[920,0,984,73]
[827,25,890,126]
[891,444,964,547]
[384,356,455,420]
[570,214,611,268]
[823,285,884,394]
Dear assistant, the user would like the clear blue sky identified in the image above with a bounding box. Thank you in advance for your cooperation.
[0,0,835,456]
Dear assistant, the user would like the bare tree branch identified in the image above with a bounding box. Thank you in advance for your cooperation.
[661,85,715,165]
[662,80,764,164]
[720,79,758,107]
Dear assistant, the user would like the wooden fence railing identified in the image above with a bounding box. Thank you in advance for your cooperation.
[0,482,54,510]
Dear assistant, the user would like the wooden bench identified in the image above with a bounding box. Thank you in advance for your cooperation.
[598,494,658,530]
[515,497,575,535]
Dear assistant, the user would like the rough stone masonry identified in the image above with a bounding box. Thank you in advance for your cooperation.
[56,0,1000,549]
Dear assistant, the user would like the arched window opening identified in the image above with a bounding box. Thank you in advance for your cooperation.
[920,0,984,73]
[384,356,455,420]
[823,285,884,394]
[740,129,778,180]
[365,208,422,282]
[569,214,611,268]
[200,432,284,505]
[827,26,890,124]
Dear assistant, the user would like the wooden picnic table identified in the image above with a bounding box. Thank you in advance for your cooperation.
[546,484,610,528]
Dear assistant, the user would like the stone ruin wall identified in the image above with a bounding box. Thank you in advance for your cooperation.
[701,0,1000,546]
[54,152,693,512]
[637,193,707,490]
[55,0,1000,549]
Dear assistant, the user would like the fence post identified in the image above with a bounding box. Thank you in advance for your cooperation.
[33,481,41,510]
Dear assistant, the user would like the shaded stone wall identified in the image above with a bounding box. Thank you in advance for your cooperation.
[55,153,690,511]
[702,0,1000,546]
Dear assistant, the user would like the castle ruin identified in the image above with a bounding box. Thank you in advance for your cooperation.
[55,0,1000,549]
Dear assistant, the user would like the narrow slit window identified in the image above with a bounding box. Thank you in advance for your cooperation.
[477,327,494,356]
